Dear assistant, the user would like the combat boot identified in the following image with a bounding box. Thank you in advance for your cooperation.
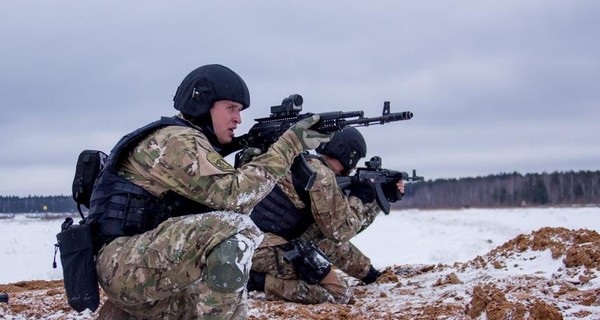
[247,270,266,292]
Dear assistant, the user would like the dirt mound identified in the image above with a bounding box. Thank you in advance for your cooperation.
[465,227,600,269]
[465,284,564,320]
[1,227,600,319]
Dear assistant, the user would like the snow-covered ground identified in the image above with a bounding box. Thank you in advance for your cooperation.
[1,206,598,284]
[353,206,600,268]
[2,206,600,319]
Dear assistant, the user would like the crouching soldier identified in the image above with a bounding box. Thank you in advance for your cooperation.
[88,64,330,319]
[247,127,404,304]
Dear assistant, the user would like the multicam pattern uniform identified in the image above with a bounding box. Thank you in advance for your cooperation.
[251,157,381,304]
[95,118,305,320]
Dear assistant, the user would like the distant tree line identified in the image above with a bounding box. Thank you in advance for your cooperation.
[395,170,600,209]
[1,170,599,213]
[0,195,77,213]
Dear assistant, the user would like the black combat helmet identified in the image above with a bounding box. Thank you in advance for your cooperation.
[316,127,367,172]
[173,64,250,120]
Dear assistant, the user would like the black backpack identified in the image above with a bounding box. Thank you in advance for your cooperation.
[53,149,107,313]
[71,150,107,218]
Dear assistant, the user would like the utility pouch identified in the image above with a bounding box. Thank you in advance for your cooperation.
[121,194,170,235]
[283,239,331,285]
[55,217,100,312]
[122,196,147,235]
[72,150,107,215]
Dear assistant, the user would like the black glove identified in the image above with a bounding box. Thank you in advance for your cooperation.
[349,180,376,203]
[361,265,381,284]
[235,147,262,168]
[382,181,403,202]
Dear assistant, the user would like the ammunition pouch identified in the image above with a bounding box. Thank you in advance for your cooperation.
[283,239,331,285]
[121,194,170,236]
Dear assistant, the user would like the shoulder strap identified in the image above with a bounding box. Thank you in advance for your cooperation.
[290,153,329,209]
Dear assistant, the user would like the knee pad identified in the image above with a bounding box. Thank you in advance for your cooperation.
[204,234,254,293]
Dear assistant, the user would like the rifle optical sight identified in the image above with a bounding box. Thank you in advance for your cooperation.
[365,156,382,169]
[270,94,304,117]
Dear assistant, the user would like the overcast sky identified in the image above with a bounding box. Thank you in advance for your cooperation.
[1,1,598,197]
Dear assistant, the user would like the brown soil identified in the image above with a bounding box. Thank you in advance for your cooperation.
[2,227,600,319]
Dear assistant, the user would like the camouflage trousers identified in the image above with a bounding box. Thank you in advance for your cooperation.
[250,233,351,304]
[95,212,262,320]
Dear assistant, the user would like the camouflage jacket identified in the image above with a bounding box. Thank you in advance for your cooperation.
[118,115,304,214]
[281,156,381,243]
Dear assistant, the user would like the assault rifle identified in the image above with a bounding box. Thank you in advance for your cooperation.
[232,94,413,168]
[337,156,424,215]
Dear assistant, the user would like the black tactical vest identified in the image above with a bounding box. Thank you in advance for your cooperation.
[250,155,326,240]
[86,116,211,251]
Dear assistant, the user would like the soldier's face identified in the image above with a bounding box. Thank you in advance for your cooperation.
[211,100,243,144]
[324,156,346,176]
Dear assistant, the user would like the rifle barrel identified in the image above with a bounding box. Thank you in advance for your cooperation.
[387,111,413,121]
[343,111,413,127]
